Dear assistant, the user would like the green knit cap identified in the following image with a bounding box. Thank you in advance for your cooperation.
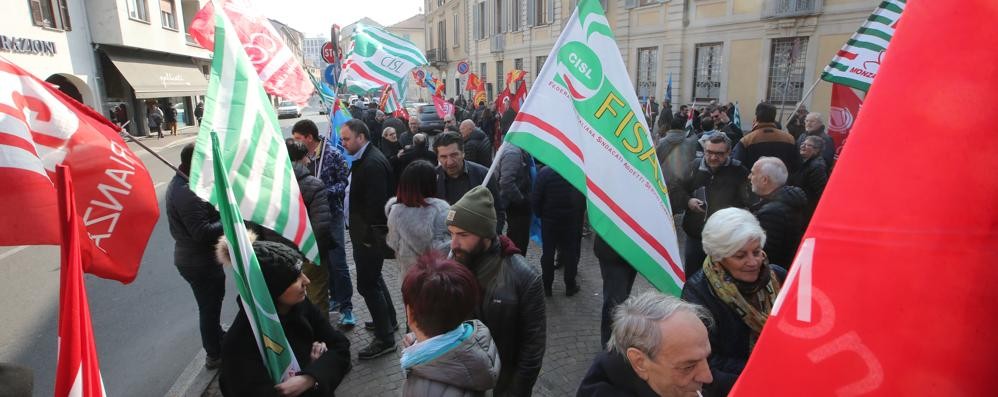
[447,186,497,238]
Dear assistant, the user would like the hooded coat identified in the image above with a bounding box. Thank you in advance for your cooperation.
[402,320,501,397]
[750,185,808,268]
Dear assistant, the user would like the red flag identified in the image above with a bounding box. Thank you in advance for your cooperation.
[466,73,483,92]
[0,59,159,283]
[731,1,998,395]
[827,83,864,154]
[505,69,526,90]
[189,0,314,105]
[53,165,106,397]
[510,81,527,112]
[432,95,455,119]
[496,89,511,114]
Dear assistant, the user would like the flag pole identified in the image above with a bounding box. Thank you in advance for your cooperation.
[784,79,820,126]
[482,142,507,187]
[123,131,187,180]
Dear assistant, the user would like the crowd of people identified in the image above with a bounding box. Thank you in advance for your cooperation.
[165,94,836,396]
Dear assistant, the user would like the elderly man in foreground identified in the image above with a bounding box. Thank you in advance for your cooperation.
[577,291,714,397]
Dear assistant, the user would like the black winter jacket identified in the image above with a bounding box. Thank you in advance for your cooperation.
[435,160,501,209]
[294,163,333,256]
[789,156,828,228]
[681,265,786,397]
[348,144,395,247]
[497,145,532,210]
[577,351,658,397]
[471,236,546,397]
[219,299,351,397]
[166,174,224,269]
[674,158,751,238]
[531,166,585,222]
[751,185,808,268]
[463,128,493,168]
[732,123,802,174]
[795,128,836,170]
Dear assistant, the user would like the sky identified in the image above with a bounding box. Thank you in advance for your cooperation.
[255,0,425,38]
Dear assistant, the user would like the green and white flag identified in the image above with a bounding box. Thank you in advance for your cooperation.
[821,0,906,91]
[209,131,300,383]
[190,11,320,264]
[339,23,427,94]
[505,0,684,295]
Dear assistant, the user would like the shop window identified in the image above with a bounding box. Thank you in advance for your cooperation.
[29,0,71,31]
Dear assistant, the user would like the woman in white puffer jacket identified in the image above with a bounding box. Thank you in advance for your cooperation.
[386,160,452,277]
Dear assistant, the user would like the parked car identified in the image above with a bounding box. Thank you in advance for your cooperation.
[415,104,445,135]
[277,100,301,119]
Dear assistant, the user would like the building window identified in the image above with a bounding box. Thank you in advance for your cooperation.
[693,43,723,101]
[438,20,447,50]
[160,0,177,30]
[638,0,661,6]
[474,2,486,40]
[127,0,149,22]
[453,12,460,47]
[512,0,522,30]
[29,0,72,31]
[767,37,809,104]
[536,55,547,75]
[636,47,658,101]
[514,58,523,71]
[533,0,552,25]
[496,60,504,90]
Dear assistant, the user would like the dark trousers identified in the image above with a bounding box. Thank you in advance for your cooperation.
[598,253,637,348]
[327,208,353,312]
[540,217,582,291]
[353,243,397,344]
[177,265,226,358]
[684,236,707,276]
[505,203,532,253]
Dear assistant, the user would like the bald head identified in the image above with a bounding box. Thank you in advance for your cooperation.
[805,112,825,133]
[459,119,476,138]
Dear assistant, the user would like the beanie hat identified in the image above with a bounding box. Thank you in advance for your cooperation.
[216,233,303,301]
[447,186,497,238]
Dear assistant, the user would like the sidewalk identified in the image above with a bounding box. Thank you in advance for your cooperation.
[198,234,655,396]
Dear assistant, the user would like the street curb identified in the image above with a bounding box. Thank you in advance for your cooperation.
[165,350,217,397]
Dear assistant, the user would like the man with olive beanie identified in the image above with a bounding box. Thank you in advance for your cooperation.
[447,186,546,396]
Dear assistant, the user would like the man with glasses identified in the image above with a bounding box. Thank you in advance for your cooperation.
[711,107,743,143]
[674,133,752,275]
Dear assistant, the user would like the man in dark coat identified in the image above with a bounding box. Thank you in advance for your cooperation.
[732,102,801,174]
[710,106,743,143]
[286,138,334,317]
[459,119,493,167]
[497,145,532,253]
[166,143,226,369]
[433,132,500,207]
[395,132,437,172]
[674,134,751,274]
[796,112,836,170]
[578,291,713,397]
[340,119,398,359]
[447,186,546,396]
[790,136,829,228]
[749,157,808,269]
[532,165,585,297]
[499,99,517,140]
[595,235,637,348]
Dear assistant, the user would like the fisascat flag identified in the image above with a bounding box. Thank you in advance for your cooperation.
[210,131,301,383]
[189,9,320,264]
[340,23,427,94]
[505,0,684,295]
[732,0,998,394]
[820,0,906,91]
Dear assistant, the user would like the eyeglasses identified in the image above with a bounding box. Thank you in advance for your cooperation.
[705,150,728,158]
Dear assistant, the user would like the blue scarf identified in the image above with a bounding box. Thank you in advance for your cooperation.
[400,322,474,370]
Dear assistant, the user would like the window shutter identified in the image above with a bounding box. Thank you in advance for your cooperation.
[546,0,554,23]
[29,0,44,26]
[58,0,71,30]
[527,0,535,26]
[473,5,480,39]
[625,0,637,9]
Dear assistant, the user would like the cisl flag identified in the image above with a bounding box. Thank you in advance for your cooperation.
[0,58,159,283]
[53,165,106,397]
[732,0,998,395]
[505,0,684,295]
[189,0,314,104]
[827,83,864,152]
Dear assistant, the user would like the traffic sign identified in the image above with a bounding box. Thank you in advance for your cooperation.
[324,64,339,86]
[456,60,470,75]
[322,41,337,63]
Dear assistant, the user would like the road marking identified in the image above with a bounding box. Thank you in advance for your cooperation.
[0,245,29,261]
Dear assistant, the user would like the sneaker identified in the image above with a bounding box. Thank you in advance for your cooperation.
[338,310,356,328]
[205,355,222,369]
[358,339,397,360]
[566,284,581,297]
[364,321,399,332]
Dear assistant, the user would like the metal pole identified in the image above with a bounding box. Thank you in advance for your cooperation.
[123,130,187,180]
[785,78,820,126]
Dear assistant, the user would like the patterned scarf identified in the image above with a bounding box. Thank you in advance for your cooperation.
[702,257,781,349]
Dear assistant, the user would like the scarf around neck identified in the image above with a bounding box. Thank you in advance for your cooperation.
[702,256,781,349]
[400,322,474,370]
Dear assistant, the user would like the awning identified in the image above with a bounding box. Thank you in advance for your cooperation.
[103,49,208,99]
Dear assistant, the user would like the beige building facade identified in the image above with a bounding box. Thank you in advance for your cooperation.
[426,0,877,118]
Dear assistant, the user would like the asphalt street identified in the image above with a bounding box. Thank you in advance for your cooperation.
[0,107,330,396]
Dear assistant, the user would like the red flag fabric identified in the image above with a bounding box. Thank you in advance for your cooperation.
[510,81,527,113]
[496,89,511,114]
[53,165,106,397]
[432,95,455,119]
[827,83,864,154]
[465,73,483,92]
[0,59,159,283]
[731,1,998,396]
[504,69,526,90]
[189,0,314,105]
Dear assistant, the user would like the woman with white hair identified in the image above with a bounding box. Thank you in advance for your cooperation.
[681,207,786,397]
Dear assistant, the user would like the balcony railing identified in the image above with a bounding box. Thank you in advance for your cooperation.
[491,34,504,54]
[763,0,823,19]
[426,48,447,65]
